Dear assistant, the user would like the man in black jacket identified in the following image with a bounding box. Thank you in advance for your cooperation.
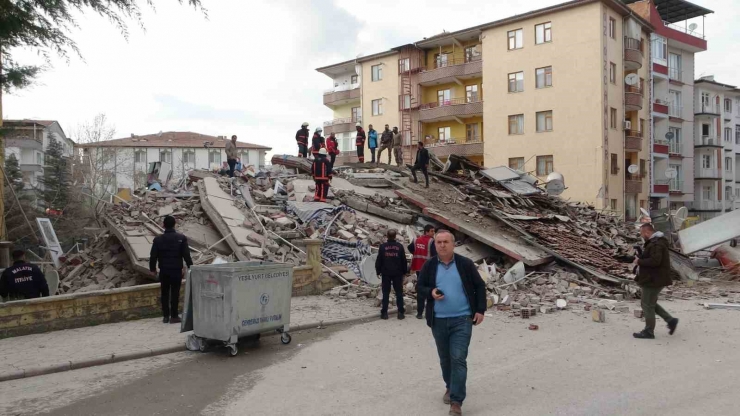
[0,250,49,300]
[150,216,193,324]
[418,230,486,416]
[296,122,310,158]
[375,229,408,320]
[411,141,430,188]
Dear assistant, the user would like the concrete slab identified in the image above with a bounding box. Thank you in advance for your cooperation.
[130,243,152,260]
[229,226,259,247]
[207,196,245,221]
[203,177,234,201]
[179,222,231,254]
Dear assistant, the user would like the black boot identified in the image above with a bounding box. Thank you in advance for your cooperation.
[416,312,423,319]
[633,329,655,339]
[162,317,170,324]
[667,318,679,335]
[398,312,405,320]
[380,312,389,320]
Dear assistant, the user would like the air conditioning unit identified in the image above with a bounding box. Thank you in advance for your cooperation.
[624,121,632,130]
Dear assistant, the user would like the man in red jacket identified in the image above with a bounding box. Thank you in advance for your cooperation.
[326,132,340,171]
[408,225,437,319]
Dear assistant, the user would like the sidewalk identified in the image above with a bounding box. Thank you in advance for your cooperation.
[0,296,382,382]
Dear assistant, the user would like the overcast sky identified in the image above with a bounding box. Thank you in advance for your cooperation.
[4,0,735,158]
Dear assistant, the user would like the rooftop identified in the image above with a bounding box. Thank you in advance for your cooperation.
[622,0,713,23]
[76,131,271,150]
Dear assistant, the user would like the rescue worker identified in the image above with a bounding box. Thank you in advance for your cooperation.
[408,225,437,319]
[355,123,366,163]
[375,229,408,320]
[312,148,332,202]
[326,132,340,172]
[377,124,393,165]
[392,126,404,166]
[411,140,430,188]
[311,127,325,159]
[0,250,49,300]
[150,215,193,324]
[368,124,378,163]
[296,122,310,158]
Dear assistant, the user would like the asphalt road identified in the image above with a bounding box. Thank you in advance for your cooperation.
[2,298,739,416]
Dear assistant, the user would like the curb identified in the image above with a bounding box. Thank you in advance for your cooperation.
[0,308,397,383]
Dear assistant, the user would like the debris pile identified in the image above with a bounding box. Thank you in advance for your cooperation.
[57,235,141,294]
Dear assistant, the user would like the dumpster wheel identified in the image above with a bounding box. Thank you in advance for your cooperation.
[281,333,292,345]
[228,344,238,356]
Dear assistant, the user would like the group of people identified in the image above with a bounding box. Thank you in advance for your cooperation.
[295,122,407,166]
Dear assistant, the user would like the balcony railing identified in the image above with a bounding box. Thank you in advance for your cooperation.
[669,141,682,155]
[625,174,643,193]
[624,37,644,53]
[419,54,483,85]
[668,67,682,82]
[696,200,721,210]
[697,102,720,115]
[323,83,360,94]
[669,104,683,118]
[664,21,704,39]
[433,54,482,69]
[323,116,361,134]
[669,180,683,192]
[420,96,482,110]
[696,135,720,146]
[424,135,483,147]
[653,179,670,194]
[624,129,643,151]
[625,85,644,110]
[696,168,720,178]
[323,116,361,127]
[624,37,644,70]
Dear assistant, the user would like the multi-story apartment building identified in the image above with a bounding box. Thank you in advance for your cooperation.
[316,0,713,219]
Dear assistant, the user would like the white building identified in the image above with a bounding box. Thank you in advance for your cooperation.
[77,131,271,194]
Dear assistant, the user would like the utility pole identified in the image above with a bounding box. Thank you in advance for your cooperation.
[0,42,6,240]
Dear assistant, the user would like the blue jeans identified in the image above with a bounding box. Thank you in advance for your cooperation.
[432,316,473,404]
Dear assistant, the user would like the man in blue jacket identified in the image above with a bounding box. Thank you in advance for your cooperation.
[367,124,378,163]
[417,230,486,416]
[0,250,49,300]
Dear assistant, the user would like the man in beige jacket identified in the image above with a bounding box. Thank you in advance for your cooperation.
[225,135,239,177]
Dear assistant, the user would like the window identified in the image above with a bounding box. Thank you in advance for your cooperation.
[508,114,524,135]
[610,199,618,211]
[640,159,646,178]
[37,152,43,165]
[508,29,523,50]
[466,85,479,102]
[183,150,195,164]
[535,66,552,88]
[509,157,524,170]
[609,62,616,84]
[611,153,619,175]
[466,123,480,142]
[536,111,553,132]
[535,22,552,44]
[508,72,524,93]
[608,17,616,39]
[372,99,383,116]
[437,89,451,106]
[350,74,358,84]
[726,128,733,143]
[652,35,667,62]
[159,150,171,163]
[702,185,711,200]
[668,53,681,80]
[341,133,353,152]
[725,99,732,113]
[134,150,146,163]
[737,125,740,144]
[610,108,617,129]
[398,58,409,73]
[668,127,681,153]
[209,150,221,165]
[701,92,711,109]
[437,127,451,143]
[371,64,382,81]
[639,118,645,134]
[702,154,711,169]
[464,45,480,62]
[536,155,554,176]
[351,107,361,122]
[435,53,449,69]
[725,157,733,172]
[401,94,411,110]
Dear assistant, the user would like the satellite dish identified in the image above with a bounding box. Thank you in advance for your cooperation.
[625,73,639,86]
[688,23,698,31]
[640,207,651,217]
[671,207,689,230]
[664,131,675,140]
[665,168,678,179]
[545,172,566,196]
[628,165,639,174]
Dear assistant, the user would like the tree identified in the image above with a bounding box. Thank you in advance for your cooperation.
[38,135,71,210]
[3,152,40,248]
[4,153,24,194]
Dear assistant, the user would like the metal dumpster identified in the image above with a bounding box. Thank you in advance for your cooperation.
[185,261,293,356]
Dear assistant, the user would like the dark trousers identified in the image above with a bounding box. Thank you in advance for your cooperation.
[432,316,473,405]
[160,271,182,318]
[381,274,404,314]
[356,145,364,162]
[329,154,336,171]
[298,144,308,158]
[227,159,237,177]
[314,180,330,202]
[369,148,376,163]
[411,165,429,186]
[416,271,426,316]
[641,286,673,333]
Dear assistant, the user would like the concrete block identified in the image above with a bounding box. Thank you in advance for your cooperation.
[615,305,630,313]
[592,310,606,323]
[158,205,174,216]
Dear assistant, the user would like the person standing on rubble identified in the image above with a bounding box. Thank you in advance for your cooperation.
[408,224,437,319]
[355,123,366,163]
[392,126,403,166]
[633,223,679,339]
[411,141,430,188]
[0,250,49,300]
[417,230,486,416]
[311,127,325,159]
[296,122,310,158]
[225,135,239,178]
[326,132,340,171]
[367,124,378,163]
[375,229,408,320]
[311,148,332,202]
[377,124,393,165]
[150,216,193,324]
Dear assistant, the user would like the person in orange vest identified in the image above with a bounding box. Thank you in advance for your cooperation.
[311,148,332,202]
[311,127,325,159]
[355,123,366,163]
[408,225,437,319]
[326,132,340,171]
[295,122,310,158]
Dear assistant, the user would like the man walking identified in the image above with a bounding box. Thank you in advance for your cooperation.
[375,229,408,320]
[311,127,325,159]
[392,127,403,166]
[225,135,239,178]
[296,122,310,158]
[355,123,366,163]
[633,223,679,339]
[418,230,486,416]
[408,225,436,319]
[311,148,332,202]
[367,124,378,163]
[150,215,193,324]
[326,132,340,172]
[377,124,393,165]
[411,141,430,188]
[0,250,49,300]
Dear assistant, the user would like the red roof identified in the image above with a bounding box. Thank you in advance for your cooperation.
[76,131,271,150]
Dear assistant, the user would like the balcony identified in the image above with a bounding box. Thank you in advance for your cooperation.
[323,85,360,107]
[418,97,483,122]
[653,139,669,157]
[625,85,644,111]
[624,129,643,151]
[652,180,670,195]
[691,200,722,211]
[19,163,43,172]
[653,101,669,117]
[669,141,683,157]
[669,180,684,193]
[668,67,683,84]
[696,102,720,116]
[418,55,482,86]
[695,135,722,148]
[669,104,683,120]
[323,116,361,135]
[4,138,43,151]
[623,37,643,70]
[422,136,484,159]
[625,179,643,194]
[695,168,721,180]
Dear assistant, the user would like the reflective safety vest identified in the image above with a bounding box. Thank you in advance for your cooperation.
[296,128,309,145]
[355,129,366,147]
[411,235,434,271]
[312,157,332,180]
